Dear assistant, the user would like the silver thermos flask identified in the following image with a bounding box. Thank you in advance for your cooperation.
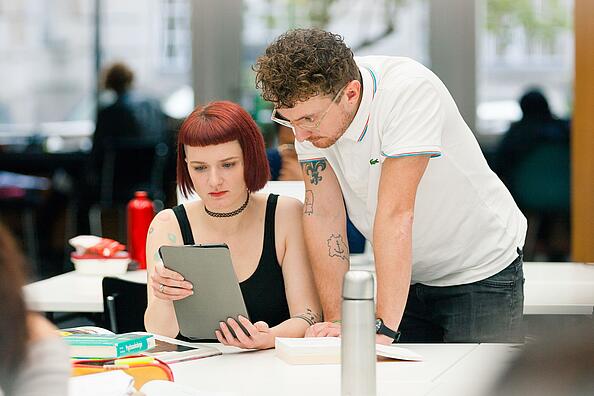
[341,270,376,396]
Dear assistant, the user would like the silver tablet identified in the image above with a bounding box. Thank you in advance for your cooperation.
[159,244,249,341]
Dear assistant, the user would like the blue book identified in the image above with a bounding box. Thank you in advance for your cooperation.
[63,332,156,359]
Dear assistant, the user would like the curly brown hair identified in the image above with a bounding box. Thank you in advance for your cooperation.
[254,28,360,108]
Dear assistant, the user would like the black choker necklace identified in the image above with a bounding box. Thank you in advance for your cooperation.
[204,193,250,218]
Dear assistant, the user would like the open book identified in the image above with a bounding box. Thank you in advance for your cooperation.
[275,337,423,365]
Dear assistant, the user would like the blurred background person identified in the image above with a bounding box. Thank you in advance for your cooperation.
[89,61,166,182]
[78,62,169,239]
[495,88,570,261]
[496,88,570,184]
[0,221,70,396]
[267,124,301,182]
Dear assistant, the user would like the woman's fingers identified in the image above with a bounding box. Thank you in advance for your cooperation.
[153,263,193,289]
[150,272,193,290]
[155,261,184,280]
[237,315,260,337]
[153,284,193,299]
[226,318,253,346]
[215,330,227,345]
[219,322,241,347]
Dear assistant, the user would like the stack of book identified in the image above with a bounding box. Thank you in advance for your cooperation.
[60,326,221,362]
[62,331,156,359]
[275,337,423,365]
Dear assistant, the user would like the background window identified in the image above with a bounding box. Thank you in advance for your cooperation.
[477,0,574,139]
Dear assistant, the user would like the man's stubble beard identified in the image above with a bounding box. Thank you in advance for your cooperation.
[310,108,355,149]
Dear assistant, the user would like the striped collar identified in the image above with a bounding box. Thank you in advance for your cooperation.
[341,65,377,142]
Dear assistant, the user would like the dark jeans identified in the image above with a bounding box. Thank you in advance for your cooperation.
[399,250,525,343]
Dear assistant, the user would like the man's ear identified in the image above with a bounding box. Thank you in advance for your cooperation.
[345,80,361,104]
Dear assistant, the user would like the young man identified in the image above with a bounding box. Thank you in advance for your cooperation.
[254,28,527,344]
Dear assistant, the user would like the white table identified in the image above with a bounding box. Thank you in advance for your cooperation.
[167,343,518,396]
[24,270,147,312]
[522,262,594,314]
[24,262,594,315]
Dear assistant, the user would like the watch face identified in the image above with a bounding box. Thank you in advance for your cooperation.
[375,318,382,332]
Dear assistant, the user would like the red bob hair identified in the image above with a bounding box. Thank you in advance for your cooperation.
[177,101,270,198]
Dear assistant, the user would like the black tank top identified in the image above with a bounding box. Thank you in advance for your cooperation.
[171,194,290,329]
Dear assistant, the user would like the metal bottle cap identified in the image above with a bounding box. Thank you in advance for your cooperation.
[342,270,374,300]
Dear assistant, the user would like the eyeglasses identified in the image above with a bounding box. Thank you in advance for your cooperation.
[271,85,347,131]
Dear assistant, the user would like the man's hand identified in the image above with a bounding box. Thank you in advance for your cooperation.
[306,322,395,345]
[376,333,394,345]
[305,321,342,338]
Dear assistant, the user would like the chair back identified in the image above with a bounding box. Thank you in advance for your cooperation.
[510,143,570,213]
[102,277,148,333]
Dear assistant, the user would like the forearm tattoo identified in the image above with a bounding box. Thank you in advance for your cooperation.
[293,308,322,326]
[302,160,327,185]
[304,190,314,215]
[327,234,348,261]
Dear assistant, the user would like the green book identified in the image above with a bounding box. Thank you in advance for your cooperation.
[63,332,156,359]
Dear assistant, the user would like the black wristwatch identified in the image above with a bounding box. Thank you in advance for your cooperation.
[375,318,401,342]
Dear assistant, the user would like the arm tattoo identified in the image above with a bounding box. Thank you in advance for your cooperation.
[304,190,314,215]
[167,233,177,243]
[327,234,348,261]
[292,308,322,326]
[148,227,154,234]
[302,160,327,185]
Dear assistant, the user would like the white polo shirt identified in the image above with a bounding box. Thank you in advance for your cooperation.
[296,56,527,286]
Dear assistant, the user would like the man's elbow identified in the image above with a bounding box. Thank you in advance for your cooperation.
[375,208,414,236]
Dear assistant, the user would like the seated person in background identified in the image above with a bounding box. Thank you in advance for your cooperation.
[495,87,570,185]
[92,62,165,151]
[144,101,321,350]
[266,123,367,254]
[89,62,165,183]
[78,62,167,234]
[0,222,70,396]
[266,124,302,181]
[495,88,570,261]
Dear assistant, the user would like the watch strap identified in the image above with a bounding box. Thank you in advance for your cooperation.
[376,319,400,341]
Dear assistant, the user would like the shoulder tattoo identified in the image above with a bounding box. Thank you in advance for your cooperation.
[302,160,327,185]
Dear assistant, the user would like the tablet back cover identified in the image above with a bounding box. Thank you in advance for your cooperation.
[159,245,249,341]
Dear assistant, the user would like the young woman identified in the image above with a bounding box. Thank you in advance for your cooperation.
[144,101,321,349]
[0,222,70,396]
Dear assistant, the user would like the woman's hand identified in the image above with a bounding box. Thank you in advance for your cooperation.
[149,261,193,301]
[215,315,274,350]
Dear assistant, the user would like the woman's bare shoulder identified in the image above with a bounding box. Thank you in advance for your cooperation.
[272,195,303,235]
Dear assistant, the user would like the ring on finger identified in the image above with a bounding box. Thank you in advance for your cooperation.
[159,283,164,293]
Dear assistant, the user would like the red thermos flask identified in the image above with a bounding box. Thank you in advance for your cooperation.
[127,191,155,269]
